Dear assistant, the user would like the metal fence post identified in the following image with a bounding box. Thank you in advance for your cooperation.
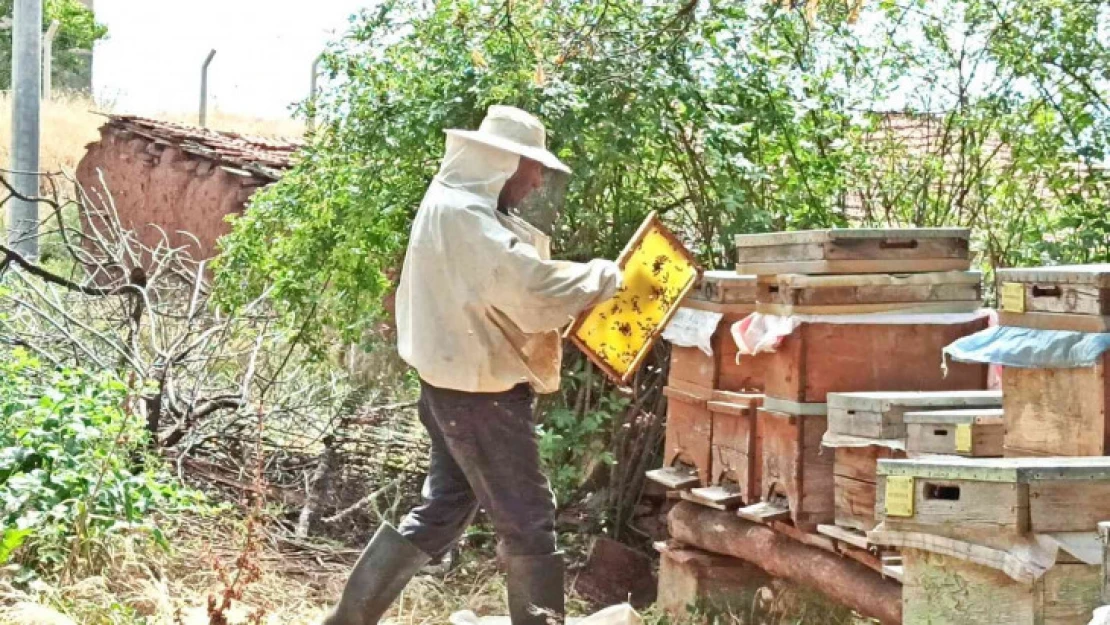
[199,49,216,127]
[308,52,323,133]
[42,19,59,101]
[8,0,43,259]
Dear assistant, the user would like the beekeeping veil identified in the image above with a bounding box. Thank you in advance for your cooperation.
[442,105,571,235]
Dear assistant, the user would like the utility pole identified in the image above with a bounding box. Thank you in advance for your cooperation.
[199,49,216,127]
[8,0,43,260]
[42,20,60,101]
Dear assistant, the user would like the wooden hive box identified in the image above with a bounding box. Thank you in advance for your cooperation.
[708,392,764,506]
[669,271,769,393]
[904,408,1004,457]
[735,228,971,275]
[828,441,906,533]
[755,407,833,531]
[901,547,1102,625]
[1002,355,1110,457]
[875,456,1110,546]
[756,270,982,316]
[762,320,991,404]
[828,390,1002,439]
[996,264,1110,333]
[657,384,714,488]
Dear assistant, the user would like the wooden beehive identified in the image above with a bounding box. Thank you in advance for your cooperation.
[669,271,769,393]
[830,443,906,533]
[828,390,1002,439]
[735,228,971,275]
[762,320,991,404]
[901,547,1102,625]
[875,456,1110,546]
[756,270,982,316]
[756,407,833,531]
[905,408,1004,457]
[996,264,1110,333]
[1002,355,1110,457]
[660,384,714,487]
[708,392,764,505]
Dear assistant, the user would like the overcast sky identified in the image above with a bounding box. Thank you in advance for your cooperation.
[92,0,368,119]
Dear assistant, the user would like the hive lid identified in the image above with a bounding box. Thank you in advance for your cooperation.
[877,455,1110,482]
[902,408,1004,425]
[828,390,1002,413]
[997,264,1110,287]
[759,270,981,289]
[735,227,970,248]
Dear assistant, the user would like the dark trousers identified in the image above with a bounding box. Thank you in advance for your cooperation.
[397,381,558,558]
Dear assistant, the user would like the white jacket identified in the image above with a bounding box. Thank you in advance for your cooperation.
[396,136,621,394]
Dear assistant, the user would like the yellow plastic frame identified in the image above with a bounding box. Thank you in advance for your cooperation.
[568,213,700,387]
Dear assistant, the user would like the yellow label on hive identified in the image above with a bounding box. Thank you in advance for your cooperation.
[885,476,915,518]
[955,424,973,453]
[1000,282,1025,313]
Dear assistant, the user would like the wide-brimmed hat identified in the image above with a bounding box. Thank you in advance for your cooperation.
[444,105,571,174]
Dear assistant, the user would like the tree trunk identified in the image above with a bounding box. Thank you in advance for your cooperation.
[668,501,901,625]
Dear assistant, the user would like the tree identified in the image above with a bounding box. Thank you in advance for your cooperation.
[0,0,108,90]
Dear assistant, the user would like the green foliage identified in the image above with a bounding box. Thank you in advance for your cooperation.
[0,0,108,89]
[537,361,626,504]
[214,0,872,344]
[0,348,204,576]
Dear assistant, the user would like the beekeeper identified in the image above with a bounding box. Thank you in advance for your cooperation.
[323,105,622,625]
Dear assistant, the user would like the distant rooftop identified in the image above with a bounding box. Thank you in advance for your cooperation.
[97,114,303,182]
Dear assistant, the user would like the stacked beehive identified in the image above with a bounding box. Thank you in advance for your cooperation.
[648,271,771,508]
[730,228,991,532]
[870,456,1110,624]
[865,264,1110,623]
[994,265,1110,457]
[823,390,1002,534]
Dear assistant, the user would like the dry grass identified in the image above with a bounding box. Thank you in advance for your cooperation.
[0,93,305,177]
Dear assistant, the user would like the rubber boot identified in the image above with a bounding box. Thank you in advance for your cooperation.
[321,523,431,625]
[505,553,565,625]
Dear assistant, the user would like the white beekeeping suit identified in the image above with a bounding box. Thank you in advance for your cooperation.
[396,132,621,394]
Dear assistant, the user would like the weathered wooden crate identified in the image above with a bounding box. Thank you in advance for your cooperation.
[875,456,1110,544]
[735,228,971,276]
[901,547,1102,625]
[756,270,982,316]
[757,407,832,531]
[828,390,1002,439]
[709,392,764,505]
[997,264,1110,333]
[905,408,1004,457]
[661,384,714,487]
[657,543,771,618]
[831,443,906,533]
[669,272,770,393]
[762,320,990,404]
[1002,355,1110,457]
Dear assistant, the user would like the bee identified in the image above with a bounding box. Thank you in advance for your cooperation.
[651,255,669,275]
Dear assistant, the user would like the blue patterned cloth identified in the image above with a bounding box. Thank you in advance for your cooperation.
[944,325,1110,369]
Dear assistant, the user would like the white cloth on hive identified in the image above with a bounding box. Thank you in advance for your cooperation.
[662,307,723,356]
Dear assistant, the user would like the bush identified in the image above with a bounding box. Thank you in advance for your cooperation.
[0,348,205,576]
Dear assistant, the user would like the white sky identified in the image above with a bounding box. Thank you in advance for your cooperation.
[92,0,369,120]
